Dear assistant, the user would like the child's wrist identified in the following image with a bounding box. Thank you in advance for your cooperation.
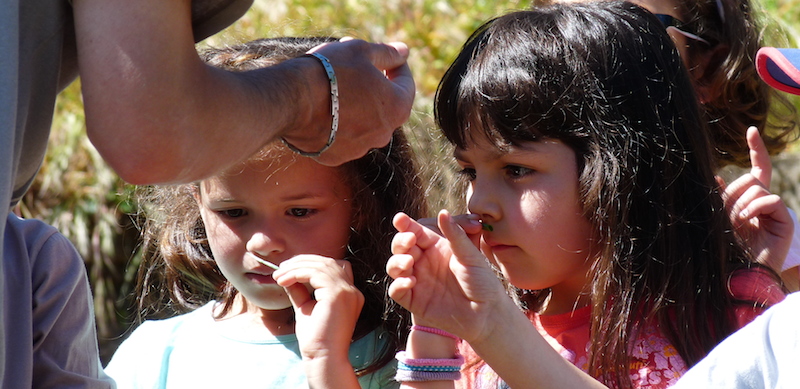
[405,325,459,359]
[396,325,464,383]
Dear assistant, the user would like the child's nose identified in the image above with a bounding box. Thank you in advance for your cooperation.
[466,181,501,223]
[245,229,285,257]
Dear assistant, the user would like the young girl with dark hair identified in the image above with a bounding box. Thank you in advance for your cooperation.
[104,37,428,389]
[557,0,800,290]
[386,2,790,389]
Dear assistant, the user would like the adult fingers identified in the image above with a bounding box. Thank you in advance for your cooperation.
[365,40,410,70]
[747,126,772,189]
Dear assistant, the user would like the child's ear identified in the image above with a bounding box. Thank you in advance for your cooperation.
[691,43,730,104]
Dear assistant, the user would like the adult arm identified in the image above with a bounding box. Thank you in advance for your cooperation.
[72,0,414,184]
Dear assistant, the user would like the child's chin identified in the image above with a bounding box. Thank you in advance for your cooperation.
[245,291,292,311]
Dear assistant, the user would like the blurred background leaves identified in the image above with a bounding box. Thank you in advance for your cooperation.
[15,0,800,364]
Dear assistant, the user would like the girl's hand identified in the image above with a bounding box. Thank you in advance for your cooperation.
[387,210,512,345]
[272,254,364,383]
[416,213,484,237]
[719,127,794,272]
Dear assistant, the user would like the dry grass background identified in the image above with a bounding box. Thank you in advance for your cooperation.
[15,0,800,363]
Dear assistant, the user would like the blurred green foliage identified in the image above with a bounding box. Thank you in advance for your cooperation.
[18,0,800,364]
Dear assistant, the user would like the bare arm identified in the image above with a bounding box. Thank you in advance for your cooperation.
[388,211,608,389]
[73,0,414,184]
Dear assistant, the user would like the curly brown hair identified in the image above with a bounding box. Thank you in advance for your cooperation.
[133,37,428,377]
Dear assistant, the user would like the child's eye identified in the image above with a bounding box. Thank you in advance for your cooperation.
[218,209,247,218]
[457,168,477,181]
[505,165,534,179]
[287,208,316,217]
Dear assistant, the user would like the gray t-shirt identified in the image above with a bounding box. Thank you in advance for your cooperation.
[0,0,251,385]
[3,214,115,388]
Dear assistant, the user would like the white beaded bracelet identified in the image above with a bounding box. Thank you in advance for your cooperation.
[281,52,340,157]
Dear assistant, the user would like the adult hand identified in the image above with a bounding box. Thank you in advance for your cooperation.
[281,38,416,166]
[719,127,794,272]
[387,211,512,345]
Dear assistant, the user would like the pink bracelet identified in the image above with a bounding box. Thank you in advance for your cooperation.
[396,351,465,367]
[411,325,460,340]
[395,351,464,382]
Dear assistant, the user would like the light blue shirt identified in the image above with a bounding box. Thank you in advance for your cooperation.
[105,302,398,388]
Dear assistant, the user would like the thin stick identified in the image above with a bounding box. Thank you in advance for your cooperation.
[253,257,280,270]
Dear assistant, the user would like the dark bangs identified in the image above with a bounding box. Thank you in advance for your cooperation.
[435,9,611,152]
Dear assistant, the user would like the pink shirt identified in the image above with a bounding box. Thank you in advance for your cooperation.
[457,268,786,389]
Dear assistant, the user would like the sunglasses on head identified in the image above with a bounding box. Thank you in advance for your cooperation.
[654,13,711,45]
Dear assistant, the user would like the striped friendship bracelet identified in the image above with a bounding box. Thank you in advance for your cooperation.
[395,370,461,382]
[411,325,460,340]
[398,363,461,372]
[395,351,464,382]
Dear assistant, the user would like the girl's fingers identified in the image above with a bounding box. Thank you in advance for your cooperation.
[283,282,314,313]
[416,217,442,235]
[722,174,765,212]
[391,231,417,254]
[387,276,416,309]
[738,193,793,230]
[393,212,443,249]
[417,214,483,236]
[438,210,488,268]
[452,213,484,236]
[274,255,354,288]
[386,254,415,279]
[746,126,772,189]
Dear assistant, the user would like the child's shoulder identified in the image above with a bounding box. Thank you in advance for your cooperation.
[115,303,216,352]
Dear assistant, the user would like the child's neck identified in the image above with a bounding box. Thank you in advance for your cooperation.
[540,290,591,316]
[216,297,296,336]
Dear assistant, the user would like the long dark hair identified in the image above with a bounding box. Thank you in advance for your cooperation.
[676,0,798,167]
[134,37,427,377]
[435,2,772,387]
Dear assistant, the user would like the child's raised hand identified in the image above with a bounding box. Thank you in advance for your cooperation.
[387,210,512,344]
[719,127,794,272]
[272,255,364,363]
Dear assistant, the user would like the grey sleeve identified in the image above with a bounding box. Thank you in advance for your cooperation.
[30,230,116,388]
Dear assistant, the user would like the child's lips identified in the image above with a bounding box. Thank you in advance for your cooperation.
[245,272,276,284]
[484,238,514,251]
